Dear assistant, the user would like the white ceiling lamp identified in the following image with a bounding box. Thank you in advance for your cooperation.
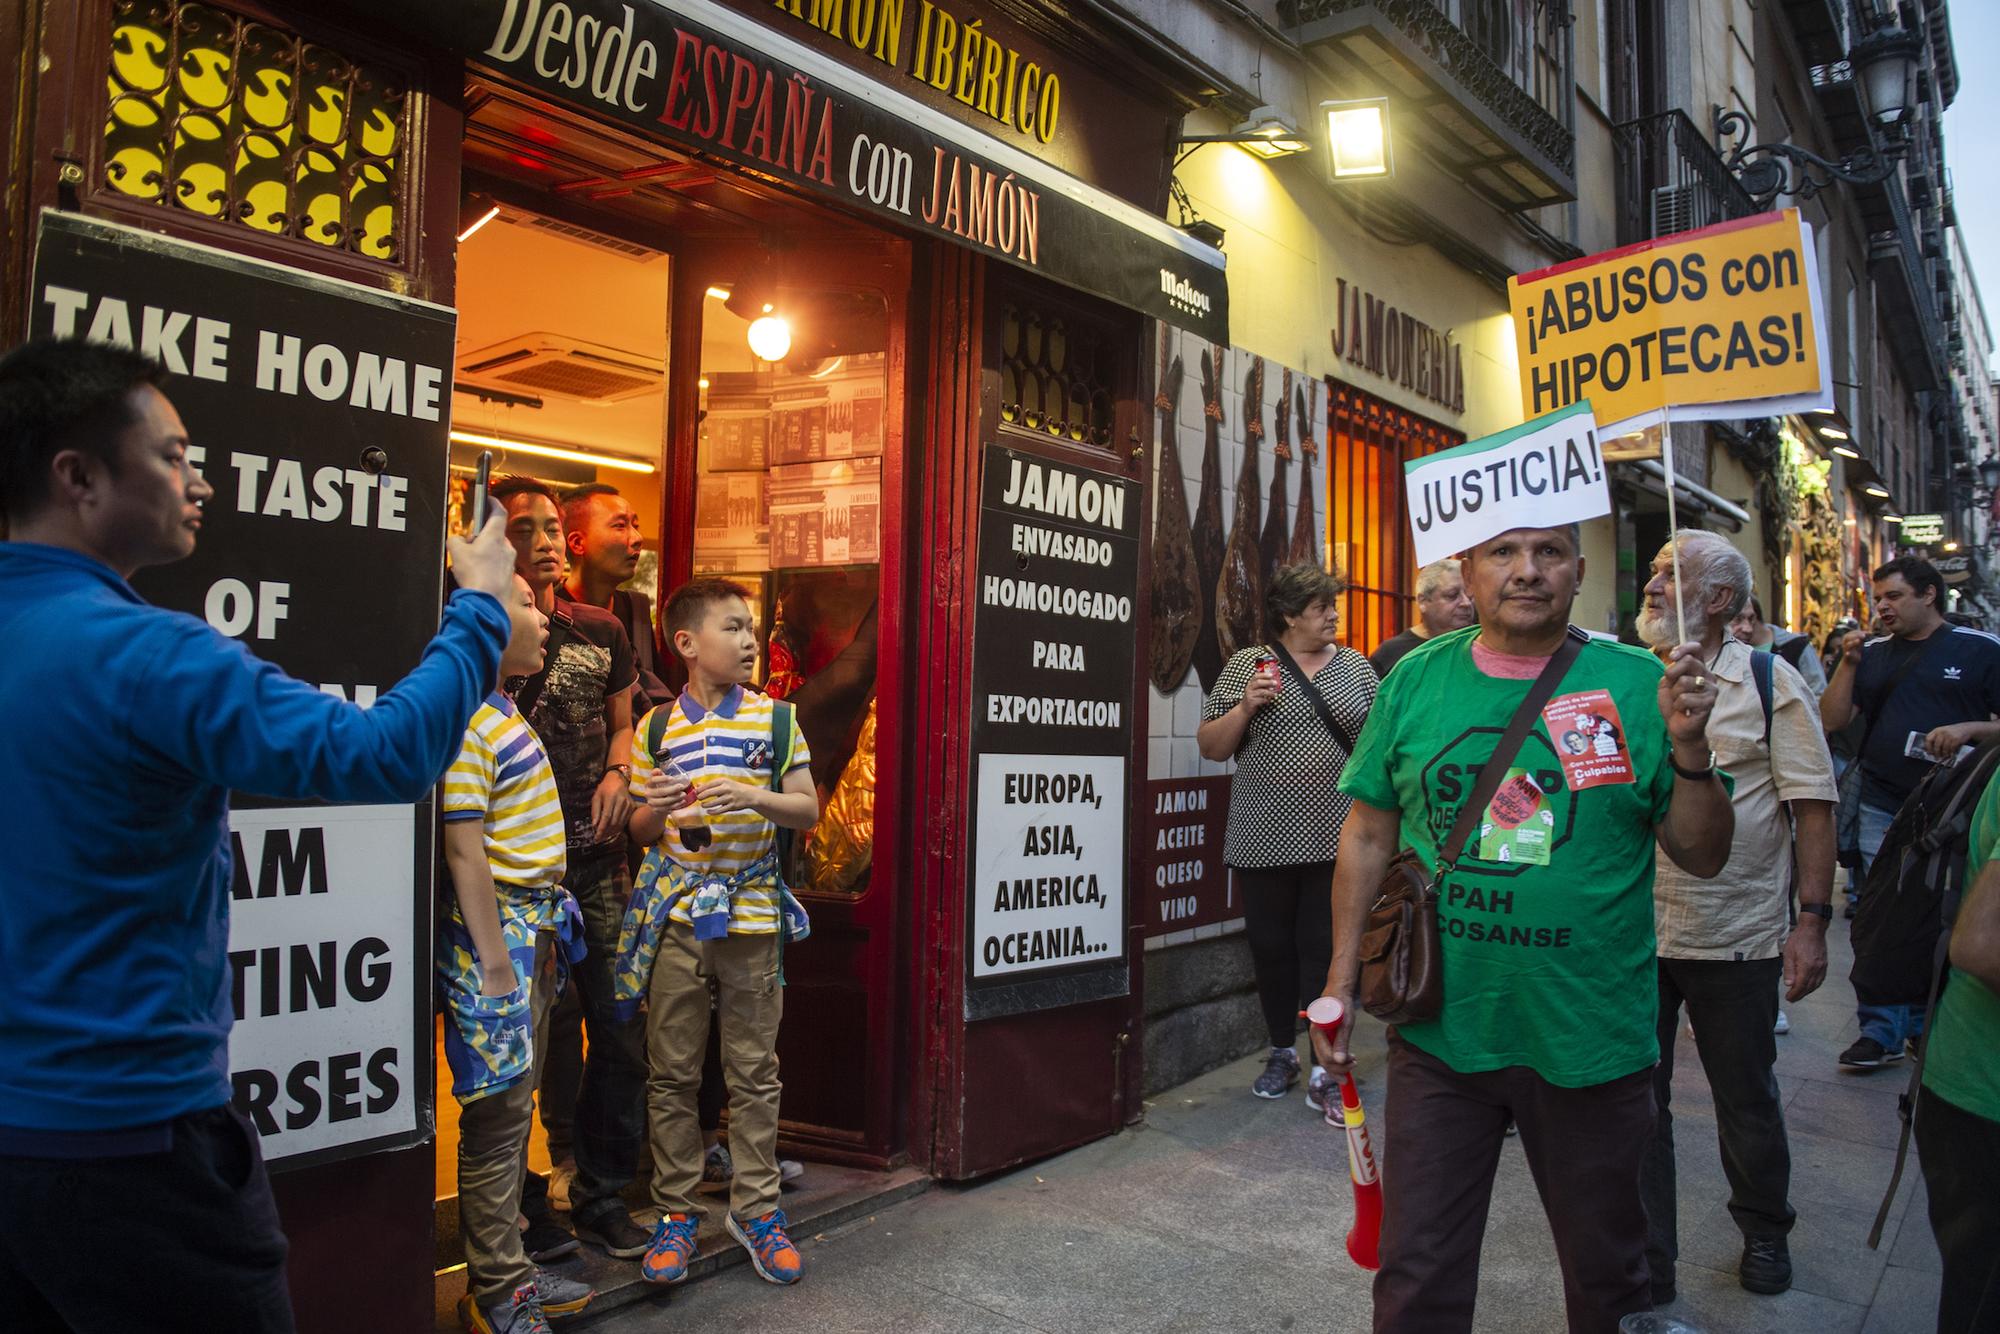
[748,306,792,362]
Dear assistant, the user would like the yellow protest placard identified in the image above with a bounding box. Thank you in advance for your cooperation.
[1508,209,1831,435]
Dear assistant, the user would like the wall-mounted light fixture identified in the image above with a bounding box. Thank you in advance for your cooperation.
[1322,98,1393,180]
[1177,105,1311,160]
[1714,15,1922,207]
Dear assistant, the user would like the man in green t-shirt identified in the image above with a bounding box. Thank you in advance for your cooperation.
[1313,524,1735,1332]
[1915,771,2000,1333]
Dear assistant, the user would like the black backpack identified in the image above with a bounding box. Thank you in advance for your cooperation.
[1860,737,2000,1249]
[1850,739,2000,1006]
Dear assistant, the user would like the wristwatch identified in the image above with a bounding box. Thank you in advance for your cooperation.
[1668,750,1718,781]
[1799,903,1834,921]
[606,763,632,780]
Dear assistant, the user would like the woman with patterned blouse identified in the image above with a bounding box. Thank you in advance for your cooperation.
[1198,562,1380,1106]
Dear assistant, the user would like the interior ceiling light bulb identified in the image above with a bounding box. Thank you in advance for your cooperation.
[748,313,792,362]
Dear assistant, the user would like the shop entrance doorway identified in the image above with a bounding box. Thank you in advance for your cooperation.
[433,85,917,1313]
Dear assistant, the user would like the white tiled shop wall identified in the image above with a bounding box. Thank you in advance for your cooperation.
[1146,326,1325,784]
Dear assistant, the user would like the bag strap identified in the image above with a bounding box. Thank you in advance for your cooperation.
[1869,920,1951,1248]
[1437,627,1588,876]
[1751,648,1775,750]
[769,700,794,793]
[768,699,796,983]
[1859,629,1949,753]
[1269,643,1359,758]
[646,698,673,759]
[512,606,575,719]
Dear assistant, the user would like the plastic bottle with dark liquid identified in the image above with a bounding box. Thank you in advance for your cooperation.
[662,755,711,851]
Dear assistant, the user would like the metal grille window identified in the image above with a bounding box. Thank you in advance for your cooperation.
[103,0,406,262]
[997,302,1116,448]
[1326,381,1461,657]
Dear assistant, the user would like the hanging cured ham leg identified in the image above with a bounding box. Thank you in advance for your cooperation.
[1259,367,1293,583]
[1190,345,1228,693]
[1147,343,1200,692]
[1289,380,1322,568]
[1215,355,1267,661]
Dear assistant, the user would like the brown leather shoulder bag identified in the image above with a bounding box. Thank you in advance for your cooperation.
[1359,628,1586,1025]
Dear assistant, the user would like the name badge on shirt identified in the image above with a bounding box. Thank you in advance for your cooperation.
[1479,769,1554,866]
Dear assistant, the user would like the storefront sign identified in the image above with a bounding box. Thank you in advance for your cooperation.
[1403,401,1609,566]
[1900,513,1945,545]
[762,0,1060,145]
[331,0,1227,342]
[1936,553,1972,584]
[1330,277,1465,415]
[965,447,1138,1019]
[29,212,450,1169]
[1141,776,1233,937]
[1508,209,1831,435]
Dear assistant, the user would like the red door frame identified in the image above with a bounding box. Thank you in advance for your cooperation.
[659,235,914,1168]
[905,252,1151,1179]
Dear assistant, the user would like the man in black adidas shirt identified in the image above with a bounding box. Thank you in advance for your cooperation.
[1821,556,2000,1070]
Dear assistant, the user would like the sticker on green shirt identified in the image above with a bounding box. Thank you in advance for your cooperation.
[1544,689,1637,789]
[1479,769,1554,865]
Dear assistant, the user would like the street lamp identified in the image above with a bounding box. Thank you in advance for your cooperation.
[1713,16,1923,208]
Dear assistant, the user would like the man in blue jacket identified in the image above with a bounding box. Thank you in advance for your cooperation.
[0,339,518,1332]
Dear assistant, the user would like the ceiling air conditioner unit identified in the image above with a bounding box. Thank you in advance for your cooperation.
[1650,185,1697,238]
[457,334,663,404]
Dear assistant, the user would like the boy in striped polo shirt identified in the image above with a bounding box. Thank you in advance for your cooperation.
[622,578,819,1287]
[439,574,594,1334]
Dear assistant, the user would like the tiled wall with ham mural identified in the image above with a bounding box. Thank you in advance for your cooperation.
[1147,324,1327,785]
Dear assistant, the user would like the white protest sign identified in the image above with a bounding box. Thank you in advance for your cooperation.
[1404,400,1611,566]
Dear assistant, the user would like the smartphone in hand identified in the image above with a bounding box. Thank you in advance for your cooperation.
[468,450,493,534]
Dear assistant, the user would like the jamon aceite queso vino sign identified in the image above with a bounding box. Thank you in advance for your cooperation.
[965,446,1138,1020]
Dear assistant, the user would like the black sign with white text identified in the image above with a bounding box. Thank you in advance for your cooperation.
[29,212,452,1168]
[324,0,1228,343]
[965,446,1138,1020]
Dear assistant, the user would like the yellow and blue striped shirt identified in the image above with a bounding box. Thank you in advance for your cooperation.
[443,692,567,891]
[631,685,810,935]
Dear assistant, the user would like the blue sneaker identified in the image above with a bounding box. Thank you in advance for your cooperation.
[531,1269,593,1320]
[727,1209,803,1285]
[640,1214,699,1285]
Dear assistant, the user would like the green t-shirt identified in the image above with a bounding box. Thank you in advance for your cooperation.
[1921,770,2000,1122]
[1338,627,1679,1087]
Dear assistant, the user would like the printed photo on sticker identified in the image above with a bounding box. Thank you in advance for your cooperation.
[1543,689,1637,789]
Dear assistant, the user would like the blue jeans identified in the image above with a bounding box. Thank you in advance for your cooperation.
[1854,801,1928,1048]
